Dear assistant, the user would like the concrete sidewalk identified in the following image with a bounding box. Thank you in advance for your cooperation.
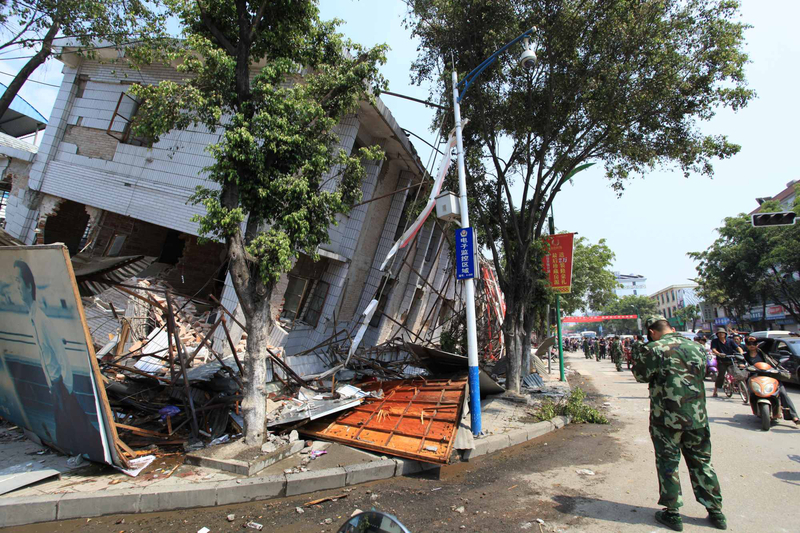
[0,368,572,528]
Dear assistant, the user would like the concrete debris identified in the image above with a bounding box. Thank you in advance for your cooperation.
[453,506,465,514]
[296,507,305,514]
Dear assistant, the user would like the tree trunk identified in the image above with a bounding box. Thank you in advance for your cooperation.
[503,302,523,393]
[241,298,272,446]
[0,22,58,119]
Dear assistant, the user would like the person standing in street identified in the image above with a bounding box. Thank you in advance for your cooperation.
[611,336,623,371]
[631,316,726,532]
[710,328,744,398]
[583,337,590,359]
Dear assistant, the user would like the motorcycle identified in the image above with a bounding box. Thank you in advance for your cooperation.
[745,362,783,431]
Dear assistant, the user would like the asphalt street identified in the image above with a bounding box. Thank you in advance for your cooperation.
[9,349,799,533]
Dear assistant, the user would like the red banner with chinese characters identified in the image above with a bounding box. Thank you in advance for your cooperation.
[562,315,638,323]
[542,233,574,294]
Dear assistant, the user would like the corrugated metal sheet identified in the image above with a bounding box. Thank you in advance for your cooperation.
[299,378,466,464]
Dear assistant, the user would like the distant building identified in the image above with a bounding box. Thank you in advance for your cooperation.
[614,272,647,297]
[750,179,798,214]
[650,284,701,328]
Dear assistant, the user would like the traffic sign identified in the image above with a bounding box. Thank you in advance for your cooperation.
[455,227,478,280]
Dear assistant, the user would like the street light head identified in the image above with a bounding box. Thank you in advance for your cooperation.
[519,37,537,70]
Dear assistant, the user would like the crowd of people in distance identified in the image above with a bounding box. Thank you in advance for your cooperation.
[561,334,644,372]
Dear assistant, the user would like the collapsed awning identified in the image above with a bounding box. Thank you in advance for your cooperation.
[300,378,467,464]
[70,254,156,296]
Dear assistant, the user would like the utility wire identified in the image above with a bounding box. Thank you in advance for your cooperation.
[0,69,60,87]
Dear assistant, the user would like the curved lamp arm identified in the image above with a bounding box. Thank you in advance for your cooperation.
[457,27,537,102]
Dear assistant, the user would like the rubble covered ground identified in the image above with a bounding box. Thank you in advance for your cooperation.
[1,253,565,499]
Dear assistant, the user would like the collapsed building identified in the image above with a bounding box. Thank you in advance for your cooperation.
[1,45,510,468]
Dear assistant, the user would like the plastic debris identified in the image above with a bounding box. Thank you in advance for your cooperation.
[245,522,264,530]
[159,405,181,420]
[576,469,595,476]
[227,514,235,522]
[198,528,210,533]
[208,434,231,446]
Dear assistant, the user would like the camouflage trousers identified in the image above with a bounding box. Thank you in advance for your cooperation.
[649,424,722,511]
[613,353,622,371]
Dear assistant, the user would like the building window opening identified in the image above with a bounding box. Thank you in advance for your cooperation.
[302,280,330,328]
[370,278,395,328]
[280,275,309,324]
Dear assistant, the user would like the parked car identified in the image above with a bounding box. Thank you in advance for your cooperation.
[749,330,794,338]
[751,334,800,384]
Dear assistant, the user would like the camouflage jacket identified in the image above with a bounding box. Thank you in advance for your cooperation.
[610,340,622,356]
[631,332,707,430]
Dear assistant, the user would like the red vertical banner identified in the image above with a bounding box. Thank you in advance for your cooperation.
[543,233,574,294]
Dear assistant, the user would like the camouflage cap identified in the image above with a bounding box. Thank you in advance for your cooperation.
[644,315,668,329]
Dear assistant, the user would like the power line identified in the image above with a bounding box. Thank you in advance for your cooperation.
[0,70,60,88]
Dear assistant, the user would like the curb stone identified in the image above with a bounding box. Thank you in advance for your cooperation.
[0,419,570,527]
[344,459,396,486]
[215,474,286,505]
[285,467,346,496]
[0,494,62,528]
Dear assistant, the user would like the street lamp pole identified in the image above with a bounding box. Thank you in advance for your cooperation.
[450,27,537,435]
[451,70,482,435]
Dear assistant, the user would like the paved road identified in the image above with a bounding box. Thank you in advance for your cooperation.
[11,350,799,533]
[542,349,800,532]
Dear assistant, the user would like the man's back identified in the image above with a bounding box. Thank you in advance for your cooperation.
[632,332,708,430]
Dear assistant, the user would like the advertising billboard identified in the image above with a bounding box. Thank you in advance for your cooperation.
[0,245,118,464]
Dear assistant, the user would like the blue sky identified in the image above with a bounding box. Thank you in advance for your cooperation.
[3,0,798,298]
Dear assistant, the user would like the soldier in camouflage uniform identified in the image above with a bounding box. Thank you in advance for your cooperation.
[630,316,726,532]
[610,336,623,371]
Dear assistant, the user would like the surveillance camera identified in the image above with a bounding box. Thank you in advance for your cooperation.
[519,36,537,70]
[519,48,537,70]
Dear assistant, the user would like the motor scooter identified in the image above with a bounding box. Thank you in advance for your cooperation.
[746,362,783,431]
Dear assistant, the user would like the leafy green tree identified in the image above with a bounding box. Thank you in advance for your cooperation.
[0,1,166,119]
[405,0,752,391]
[129,0,387,445]
[560,237,617,316]
[675,304,700,331]
[690,191,800,327]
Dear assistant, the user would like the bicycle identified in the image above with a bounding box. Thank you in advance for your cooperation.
[721,359,748,403]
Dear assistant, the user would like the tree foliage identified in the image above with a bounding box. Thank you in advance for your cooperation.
[559,236,617,316]
[675,304,700,331]
[690,188,800,326]
[405,0,753,391]
[0,0,166,119]
[128,0,387,445]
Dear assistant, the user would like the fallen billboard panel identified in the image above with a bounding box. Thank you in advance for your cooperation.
[0,245,120,465]
[300,378,466,464]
